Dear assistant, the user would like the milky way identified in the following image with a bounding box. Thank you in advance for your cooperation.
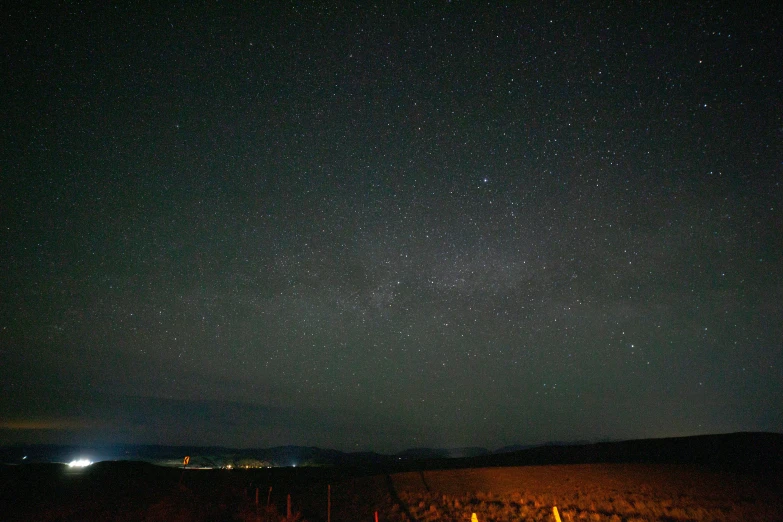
[2,3,781,451]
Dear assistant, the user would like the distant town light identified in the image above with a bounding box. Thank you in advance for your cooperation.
[68,459,92,468]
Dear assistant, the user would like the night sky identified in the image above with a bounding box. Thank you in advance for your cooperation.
[2,3,781,453]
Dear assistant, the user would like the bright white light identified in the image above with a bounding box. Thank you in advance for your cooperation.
[68,459,92,468]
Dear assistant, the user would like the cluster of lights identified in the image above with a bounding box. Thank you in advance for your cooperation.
[68,459,92,468]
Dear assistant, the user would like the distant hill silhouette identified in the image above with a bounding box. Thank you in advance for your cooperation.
[457,432,783,474]
[396,447,489,460]
[3,432,781,474]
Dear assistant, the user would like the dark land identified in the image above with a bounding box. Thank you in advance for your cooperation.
[1,432,782,521]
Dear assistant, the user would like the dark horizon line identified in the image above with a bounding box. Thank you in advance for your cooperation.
[3,430,779,455]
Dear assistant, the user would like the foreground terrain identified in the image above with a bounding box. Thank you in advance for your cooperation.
[383,464,783,521]
[1,461,781,521]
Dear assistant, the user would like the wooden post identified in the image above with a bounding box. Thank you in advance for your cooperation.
[327,484,331,522]
[179,455,189,486]
[552,506,562,522]
[287,493,292,519]
[255,487,259,506]
[267,486,272,507]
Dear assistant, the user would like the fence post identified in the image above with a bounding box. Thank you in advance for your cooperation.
[327,485,331,522]
[553,506,562,522]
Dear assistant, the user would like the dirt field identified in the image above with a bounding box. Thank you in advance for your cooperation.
[381,464,783,521]
[2,462,781,521]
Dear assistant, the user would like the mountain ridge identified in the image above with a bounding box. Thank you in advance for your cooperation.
[3,432,781,474]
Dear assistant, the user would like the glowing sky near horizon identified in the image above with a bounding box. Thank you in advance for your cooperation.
[2,3,781,452]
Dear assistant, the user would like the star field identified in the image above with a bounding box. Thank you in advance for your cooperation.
[1,3,781,451]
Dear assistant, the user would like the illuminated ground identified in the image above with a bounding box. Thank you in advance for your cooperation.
[2,461,781,521]
[383,464,783,521]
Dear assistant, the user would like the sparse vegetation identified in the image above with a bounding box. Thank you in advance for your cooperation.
[380,464,783,522]
[2,462,781,521]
